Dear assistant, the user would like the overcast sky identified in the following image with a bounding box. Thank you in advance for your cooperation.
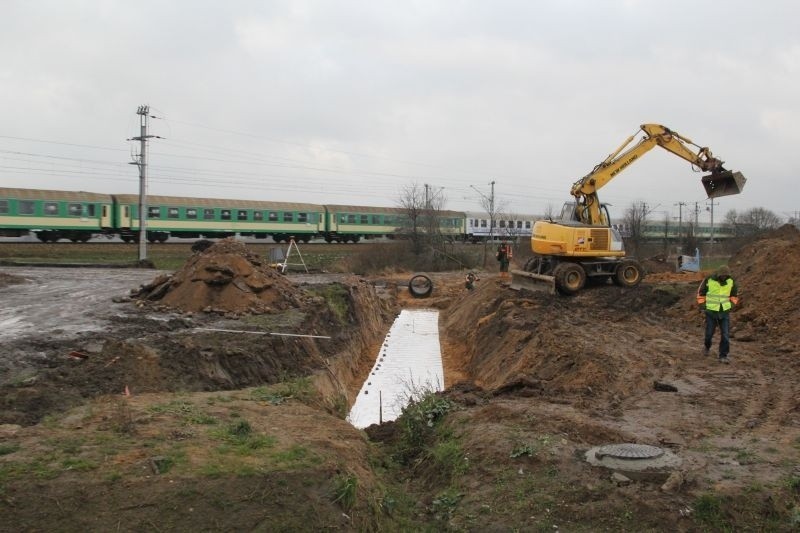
[1,0,798,222]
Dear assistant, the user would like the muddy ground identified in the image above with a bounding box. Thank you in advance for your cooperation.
[1,231,799,531]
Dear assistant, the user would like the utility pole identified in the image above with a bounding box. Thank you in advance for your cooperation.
[707,198,718,259]
[129,105,158,263]
[675,201,685,243]
[470,180,497,267]
[489,180,496,241]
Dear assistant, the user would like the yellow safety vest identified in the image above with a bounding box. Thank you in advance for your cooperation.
[705,278,733,312]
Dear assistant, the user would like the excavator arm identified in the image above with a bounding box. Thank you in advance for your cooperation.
[570,124,745,225]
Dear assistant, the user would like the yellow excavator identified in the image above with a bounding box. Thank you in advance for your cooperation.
[511,123,746,295]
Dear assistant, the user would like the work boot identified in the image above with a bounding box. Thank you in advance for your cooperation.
[718,356,730,364]
[702,347,710,357]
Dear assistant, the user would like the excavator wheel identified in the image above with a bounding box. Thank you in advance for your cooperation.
[523,256,541,273]
[613,259,643,288]
[553,262,586,295]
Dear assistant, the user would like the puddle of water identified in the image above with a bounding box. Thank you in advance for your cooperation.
[347,309,443,429]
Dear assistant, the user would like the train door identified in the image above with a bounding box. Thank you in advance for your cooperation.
[101,203,112,229]
[119,203,133,228]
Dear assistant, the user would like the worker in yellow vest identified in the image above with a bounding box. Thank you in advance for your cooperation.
[696,265,740,364]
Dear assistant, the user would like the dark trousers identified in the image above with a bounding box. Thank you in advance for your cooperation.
[704,311,730,357]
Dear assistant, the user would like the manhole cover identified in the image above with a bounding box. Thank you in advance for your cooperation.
[595,443,665,461]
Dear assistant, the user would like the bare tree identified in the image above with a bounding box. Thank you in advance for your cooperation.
[661,212,671,254]
[397,182,447,255]
[472,183,508,266]
[740,207,782,232]
[542,203,557,220]
[623,200,649,257]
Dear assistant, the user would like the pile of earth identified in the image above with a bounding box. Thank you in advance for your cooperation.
[131,238,310,314]
[728,224,800,351]
[0,271,25,288]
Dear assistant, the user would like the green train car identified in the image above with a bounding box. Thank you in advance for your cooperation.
[0,187,469,243]
[324,205,465,242]
[0,188,113,242]
[113,194,325,243]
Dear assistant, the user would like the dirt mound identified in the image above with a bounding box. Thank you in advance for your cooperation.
[132,238,309,314]
[728,224,800,350]
[641,254,675,274]
[0,271,25,288]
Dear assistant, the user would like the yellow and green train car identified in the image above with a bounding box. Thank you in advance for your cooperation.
[0,188,113,242]
[323,205,465,242]
[0,187,470,243]
[113,194,325,243]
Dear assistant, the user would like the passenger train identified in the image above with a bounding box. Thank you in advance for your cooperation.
[0,187,735,244]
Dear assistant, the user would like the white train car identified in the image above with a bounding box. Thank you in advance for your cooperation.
[465,211,538,243]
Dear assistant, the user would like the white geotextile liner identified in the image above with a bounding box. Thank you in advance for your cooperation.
[347,309,443,429]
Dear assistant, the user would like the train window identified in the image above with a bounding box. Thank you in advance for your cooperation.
[44,202,58,216]
[283,212,293,222]
[68,203,83,216]
[347,214,356,224]
[298,212,308,223]
[19,201,35,215]
[480,220,487,228]
[186,208,197,219]
[525,221,531,229]
[358,215,366,224]
[499,220,506,228]
[168,207,180,219]
[517,221,522,229]
[147,206,161,219]
[220,210,231,220]
[0,200,7,214]
[237,210,248,221]
[268,212,278,221]
[371,215,380,224]
[203,209,215,220]
[124,206,130,217]
[253,211,263,221]
[87,204,95,217]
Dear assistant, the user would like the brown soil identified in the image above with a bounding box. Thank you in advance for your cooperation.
[2,228,800,531]
[0,271,25,288]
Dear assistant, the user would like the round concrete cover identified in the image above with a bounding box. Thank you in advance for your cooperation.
[585,442,682,473]
[595,443,664,460]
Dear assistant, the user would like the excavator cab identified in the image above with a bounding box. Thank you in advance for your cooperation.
[702,169,747,199]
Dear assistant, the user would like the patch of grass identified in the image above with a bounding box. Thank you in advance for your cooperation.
[47,436,85,455]
[272,445,318,466]
[210,419,277,456]
[394,390,456,464]
[786,475,800,492]
[332,473,358,511]
[430,488,463,522]
[692,494,730,531]
[510,443,535,458]
[734,449,760,465]
[61,457,99,472]
[148,400,217,425]
[430,438,468,479]
[251,377,317,407]
[327,393,349,419]
[0,443,20,456]
[242,309,307,331]
[307,283,351,325]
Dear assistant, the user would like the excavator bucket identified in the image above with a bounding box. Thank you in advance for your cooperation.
[509,269,556,294]
[702,170,746,198]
